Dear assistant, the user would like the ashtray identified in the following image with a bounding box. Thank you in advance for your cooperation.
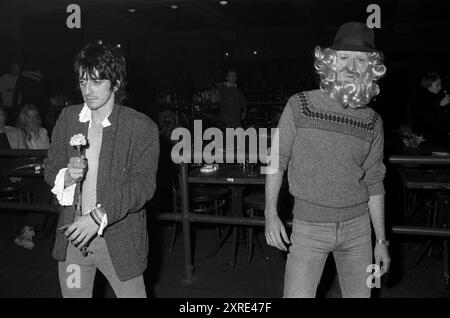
[200,164,218,173]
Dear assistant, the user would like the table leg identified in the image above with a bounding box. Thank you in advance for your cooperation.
[443,195,449,288]
[229,186,244,269]
[207,185,240,258]
[443,226,449,288]
[180,164,194,284]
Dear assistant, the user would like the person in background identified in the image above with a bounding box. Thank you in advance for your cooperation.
[217,68,247,128]
[408,72,450,146]
[265,22,390,297]
[0,105,32,250]
[16,104,50,150]
[0,63,21,108]
[0,105,26,150]
[13,104,50,250]
[12,62,47,112]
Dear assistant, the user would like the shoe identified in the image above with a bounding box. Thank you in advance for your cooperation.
[14,226,35,250]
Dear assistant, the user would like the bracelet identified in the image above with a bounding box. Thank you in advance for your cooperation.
[376,239,389,247]
[89,205,105,226]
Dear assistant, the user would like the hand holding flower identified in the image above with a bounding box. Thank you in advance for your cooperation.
[65,157,88,186]
[65,134,88,187]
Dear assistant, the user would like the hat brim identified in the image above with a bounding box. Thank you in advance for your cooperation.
[329,43,377,53]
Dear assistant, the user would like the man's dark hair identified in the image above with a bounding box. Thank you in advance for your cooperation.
[74,40,127,103]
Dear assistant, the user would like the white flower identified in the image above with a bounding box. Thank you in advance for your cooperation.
[70,134,87,147]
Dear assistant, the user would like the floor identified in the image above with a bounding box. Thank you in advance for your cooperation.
[1,211,449,298]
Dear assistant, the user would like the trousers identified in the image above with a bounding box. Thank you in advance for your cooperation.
[58,236,146,298]
[283,213,373,298]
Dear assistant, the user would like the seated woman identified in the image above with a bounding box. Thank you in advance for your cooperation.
[0,105,36,248]
[13,105,50,249]
[0,105,26,149]
[16,104,50,150]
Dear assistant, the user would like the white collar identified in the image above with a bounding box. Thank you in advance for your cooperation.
[78,103,112,128]
[225,82,237,88]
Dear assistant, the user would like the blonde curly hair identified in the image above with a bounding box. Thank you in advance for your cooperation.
[313,46,387,108]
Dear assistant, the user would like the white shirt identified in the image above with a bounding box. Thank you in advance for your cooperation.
[51,104,111,235]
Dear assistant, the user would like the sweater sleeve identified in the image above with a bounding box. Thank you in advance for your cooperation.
[276,98,297,171]
[103,116,160,226]
[362,117,386,196]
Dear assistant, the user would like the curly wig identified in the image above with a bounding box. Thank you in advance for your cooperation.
[313,46,386,108]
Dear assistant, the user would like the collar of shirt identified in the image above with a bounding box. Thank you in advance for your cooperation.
[78,103,112,128]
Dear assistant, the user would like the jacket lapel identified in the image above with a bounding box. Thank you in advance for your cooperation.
[97,104,122,205]
[70,104,89,209]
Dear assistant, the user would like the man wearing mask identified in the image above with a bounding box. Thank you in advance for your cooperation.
[265,22,390,297]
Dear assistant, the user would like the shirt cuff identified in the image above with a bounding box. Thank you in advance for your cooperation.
[51,168,76,206]
[98,214,108,236]
[89,204,108,236]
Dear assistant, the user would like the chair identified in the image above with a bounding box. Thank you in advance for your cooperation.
[242,187,292,264]
[168,168,230,253]
[243,193,269,264]
[399,168,450,288]
[0,186,31,203]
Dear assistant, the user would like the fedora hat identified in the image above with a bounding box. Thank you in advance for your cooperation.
[330,22,376,52]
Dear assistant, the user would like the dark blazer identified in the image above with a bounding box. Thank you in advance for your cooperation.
[43,104,159,281]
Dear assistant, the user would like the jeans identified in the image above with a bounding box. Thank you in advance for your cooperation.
[283,213,372,298]
[58,236,146,298]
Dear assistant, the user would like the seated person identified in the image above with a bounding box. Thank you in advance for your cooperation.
[408,73,450,146]
[13,104,51,249]
[0,105,26,149]
[16,104,50,150]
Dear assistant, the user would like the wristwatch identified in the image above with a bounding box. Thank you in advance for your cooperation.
[376,239,389,247]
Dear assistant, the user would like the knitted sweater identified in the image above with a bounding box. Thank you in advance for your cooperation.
[278,90,385,222]
[43,103,159,281]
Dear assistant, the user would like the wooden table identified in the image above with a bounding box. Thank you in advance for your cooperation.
[189,164,265,268]
[389,145,450,165]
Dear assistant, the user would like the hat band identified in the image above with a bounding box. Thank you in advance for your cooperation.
[333,39,375,49]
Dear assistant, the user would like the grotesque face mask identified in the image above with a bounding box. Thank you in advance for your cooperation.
[314,47,386,109]
[335,51,370,86]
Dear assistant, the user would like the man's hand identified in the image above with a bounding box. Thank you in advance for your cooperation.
[62,214,99,248]
[265,212,290,251]
[440,94,450,107]
[65,156,87,187]
[374,244,390,276]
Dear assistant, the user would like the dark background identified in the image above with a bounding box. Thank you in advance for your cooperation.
[1,0,450,130]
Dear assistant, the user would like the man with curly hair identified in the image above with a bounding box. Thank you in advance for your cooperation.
[44,40,159,297]
[264,22,390,297]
